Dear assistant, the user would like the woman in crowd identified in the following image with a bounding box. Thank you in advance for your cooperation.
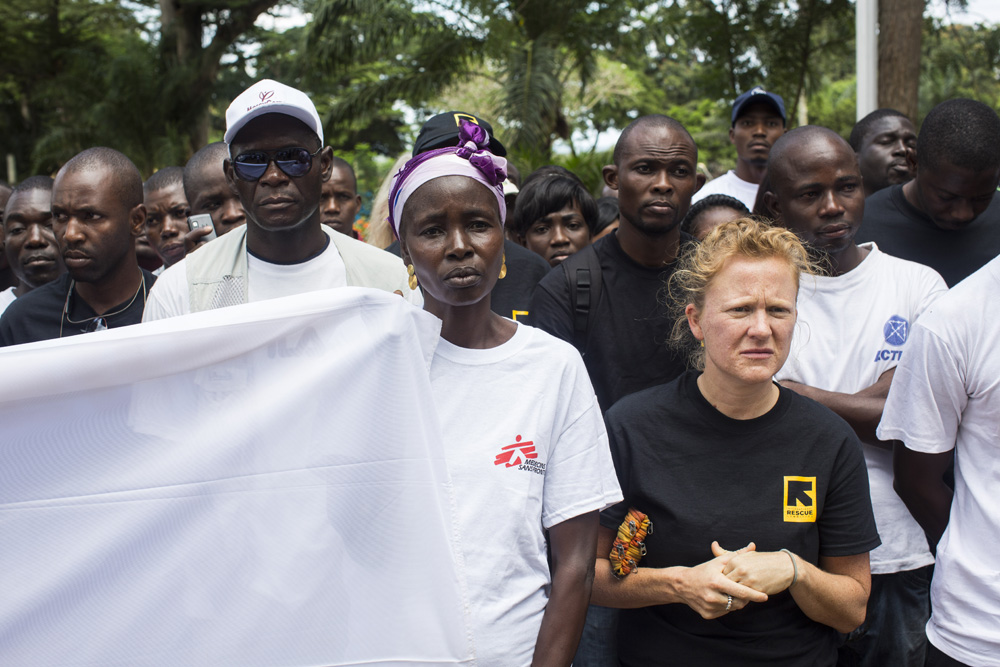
[387,121,621,667]
[511,173,597,267]
[590,218,880,666]
[680,193,750,241]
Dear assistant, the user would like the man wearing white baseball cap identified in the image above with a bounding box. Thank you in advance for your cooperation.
[144,79,417,320]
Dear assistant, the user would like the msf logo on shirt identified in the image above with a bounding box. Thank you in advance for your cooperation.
[494,435,546,475]
[874,315,909,363]
[783,476,817,522]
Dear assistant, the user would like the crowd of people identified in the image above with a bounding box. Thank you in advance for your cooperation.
[1,77,998,667]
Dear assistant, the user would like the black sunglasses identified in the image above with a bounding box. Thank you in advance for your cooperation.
[231,146,322,181]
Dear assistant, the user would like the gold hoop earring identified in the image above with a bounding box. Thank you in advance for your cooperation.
[498,254,507,280]
[407,264,418,291]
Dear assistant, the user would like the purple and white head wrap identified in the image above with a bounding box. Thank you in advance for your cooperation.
[388,120,508,238]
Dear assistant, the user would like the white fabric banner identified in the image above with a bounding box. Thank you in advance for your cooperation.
[0,288,475,667]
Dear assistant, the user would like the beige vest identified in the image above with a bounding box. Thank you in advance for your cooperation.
[185,225,410,312]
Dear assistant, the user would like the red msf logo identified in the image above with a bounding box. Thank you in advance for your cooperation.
[494,435,537,468]
[259,90,274,102]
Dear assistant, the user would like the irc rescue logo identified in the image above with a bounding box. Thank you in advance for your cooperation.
[494,435,546,475]
[783,476,817,522]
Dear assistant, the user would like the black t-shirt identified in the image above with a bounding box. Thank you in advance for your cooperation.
[384,238,550,324]
[0,270,157,346]
[856,184,1000,287]
[601,371,880,667]
[529,231,691,412]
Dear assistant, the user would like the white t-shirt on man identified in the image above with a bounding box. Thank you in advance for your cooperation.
[776,243,946,575]
[878,255,1000,666]
[431,322,622,666]
[144,238,354,320]
[691,170,759,211]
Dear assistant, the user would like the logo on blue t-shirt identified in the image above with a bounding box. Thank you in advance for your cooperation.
[883,315,909,346]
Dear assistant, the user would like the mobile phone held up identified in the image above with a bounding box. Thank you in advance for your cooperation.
[187,213,218,242]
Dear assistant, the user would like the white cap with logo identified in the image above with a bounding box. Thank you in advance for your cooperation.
[224,79,324,145]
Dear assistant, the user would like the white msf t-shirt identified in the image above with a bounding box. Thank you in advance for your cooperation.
[879,255,1000,667]
[776,243,946,574]
[691,170,759,211]
[430,322,622,666]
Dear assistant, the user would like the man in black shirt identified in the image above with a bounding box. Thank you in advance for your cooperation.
[530,114,704,667]
[857,98,1000,286]
[531,114,704,413]
[0,147,155,345]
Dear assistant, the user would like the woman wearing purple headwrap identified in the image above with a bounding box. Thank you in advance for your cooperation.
[389,121,622,666]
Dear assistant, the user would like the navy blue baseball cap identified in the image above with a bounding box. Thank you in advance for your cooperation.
[731,87,787,126]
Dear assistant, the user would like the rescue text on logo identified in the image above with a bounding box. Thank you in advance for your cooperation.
[494,435,537,469]
[783,476,817,523]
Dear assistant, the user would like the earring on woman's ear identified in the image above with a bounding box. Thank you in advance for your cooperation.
[407,264,419,291]
[499,254,507,280]
[700,340,705,348]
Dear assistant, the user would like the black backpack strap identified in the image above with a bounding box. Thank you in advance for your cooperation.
[561,246,602,354]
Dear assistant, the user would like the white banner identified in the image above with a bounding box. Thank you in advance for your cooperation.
[0,288,475,667]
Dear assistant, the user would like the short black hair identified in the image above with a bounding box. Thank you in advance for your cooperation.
[595,196,619,235]
[767,125,855,187]
[59,147,143,210]
[11,175,55,195]
[511,174,598,238]
[521,165,583,189]
[329,156,358,192]
[917,98,1000,174]
[613,115,693,166]
[144,166,184,196]
[4,176,54,225]
[681,194,749,235]
[848,108,909,151]
[183,142,228,203]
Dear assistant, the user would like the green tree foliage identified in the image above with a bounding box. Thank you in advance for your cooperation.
[0,0,177,177]
[306,0,643,160]
[920,20,1000,115]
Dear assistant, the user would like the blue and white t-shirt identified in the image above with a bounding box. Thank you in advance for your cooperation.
[776,242,946,574]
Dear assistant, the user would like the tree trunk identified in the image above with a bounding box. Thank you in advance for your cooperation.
[878,0,924,120]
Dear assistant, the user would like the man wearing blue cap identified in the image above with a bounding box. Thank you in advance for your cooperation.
[692,86,786,211]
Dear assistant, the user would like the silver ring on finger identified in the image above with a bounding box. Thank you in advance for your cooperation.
[725,595,733,611]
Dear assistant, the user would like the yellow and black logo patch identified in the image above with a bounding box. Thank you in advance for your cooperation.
[453,113,479,127]
[783,476,817,522]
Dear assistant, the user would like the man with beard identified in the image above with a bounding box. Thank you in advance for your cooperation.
[692,86,786,211]
[857,99,1000,286]
[531,116,705,665]
[766,126,946,667]
[532,114,704,412]
[0,176,65,315]
[0,148,154,345]
[849,109,917,196]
